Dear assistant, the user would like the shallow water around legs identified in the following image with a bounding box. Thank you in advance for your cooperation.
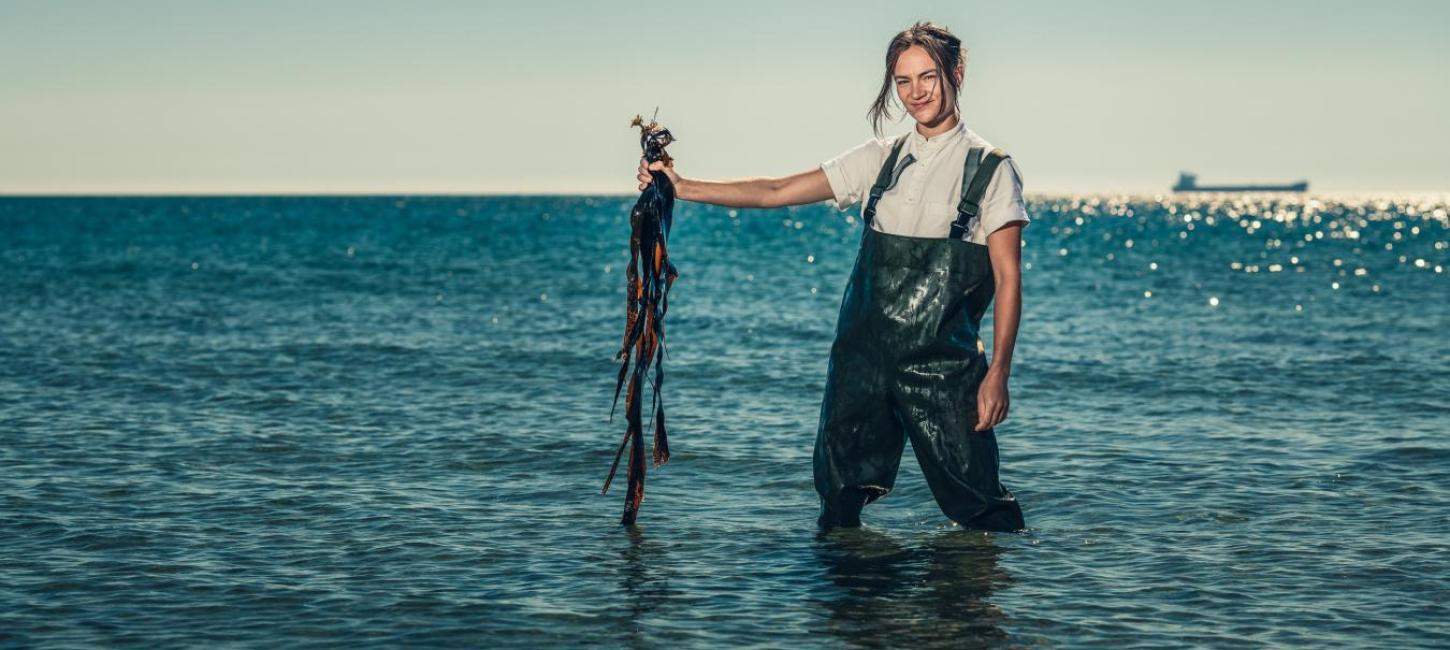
[1,195,1447,647]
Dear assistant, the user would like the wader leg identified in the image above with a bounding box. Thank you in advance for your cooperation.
[813,355,904,529]
[893,376,1026,532]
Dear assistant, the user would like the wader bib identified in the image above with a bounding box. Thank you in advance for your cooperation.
[813,136,1027,532]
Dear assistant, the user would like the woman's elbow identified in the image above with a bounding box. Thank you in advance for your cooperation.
[993,267,1022,289]
[756,181,785,209]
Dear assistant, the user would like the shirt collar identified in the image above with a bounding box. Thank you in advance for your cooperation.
[908,116,966,151]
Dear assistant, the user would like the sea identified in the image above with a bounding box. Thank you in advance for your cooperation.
[1,194,1446,648]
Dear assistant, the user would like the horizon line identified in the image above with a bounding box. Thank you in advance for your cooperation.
[2,190,1448,201]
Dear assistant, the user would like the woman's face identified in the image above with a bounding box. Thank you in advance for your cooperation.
[893,44,958,124]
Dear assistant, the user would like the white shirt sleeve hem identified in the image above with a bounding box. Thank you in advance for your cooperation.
[819,159,855,211]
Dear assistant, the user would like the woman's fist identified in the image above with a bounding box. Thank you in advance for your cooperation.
[637,157,680,191]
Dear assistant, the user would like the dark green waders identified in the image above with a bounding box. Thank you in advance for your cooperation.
[813,137,1027,532]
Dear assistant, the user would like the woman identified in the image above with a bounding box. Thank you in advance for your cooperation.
[635,22,1028,532]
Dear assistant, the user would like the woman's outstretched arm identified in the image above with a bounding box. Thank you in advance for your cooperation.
[637,158,834,209]
[975,222,1024,431]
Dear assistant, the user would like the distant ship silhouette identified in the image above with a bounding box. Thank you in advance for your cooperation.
[1173,172,1308,193]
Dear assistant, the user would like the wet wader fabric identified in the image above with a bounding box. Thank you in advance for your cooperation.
[813,137,1026,532]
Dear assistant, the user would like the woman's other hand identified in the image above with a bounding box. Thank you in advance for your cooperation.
[637,157,681,191]
[974,371,1010,431]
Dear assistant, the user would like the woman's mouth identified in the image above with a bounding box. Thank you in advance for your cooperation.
[911,101,930,111]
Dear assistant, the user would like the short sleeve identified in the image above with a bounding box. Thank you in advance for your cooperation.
[819,138,889,211]
[977,157,1030,238]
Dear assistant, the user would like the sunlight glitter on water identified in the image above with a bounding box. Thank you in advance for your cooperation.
[0,194,1446,648]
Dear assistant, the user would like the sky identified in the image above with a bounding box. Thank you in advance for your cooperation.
[1,0,1447,195]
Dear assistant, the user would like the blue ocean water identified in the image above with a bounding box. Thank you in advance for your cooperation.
[1,194,1447,648]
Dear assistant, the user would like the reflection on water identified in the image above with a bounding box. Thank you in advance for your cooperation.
[813,528,1015,649]
[619,526,679,646]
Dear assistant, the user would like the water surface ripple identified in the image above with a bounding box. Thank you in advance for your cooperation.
[1,195,1447,648]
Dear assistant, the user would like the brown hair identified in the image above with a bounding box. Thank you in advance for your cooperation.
[866,21,967,137]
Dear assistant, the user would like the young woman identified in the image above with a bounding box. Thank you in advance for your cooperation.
[635,22,1028,532]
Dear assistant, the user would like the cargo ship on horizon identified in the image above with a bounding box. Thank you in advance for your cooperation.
[1173,172,1308,193]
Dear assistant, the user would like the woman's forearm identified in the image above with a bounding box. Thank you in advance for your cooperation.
[676,176,780,209]
[988,272,1021,378]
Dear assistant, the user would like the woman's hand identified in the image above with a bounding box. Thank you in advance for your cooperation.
[974,370,1010,431]
[637,157,681,191]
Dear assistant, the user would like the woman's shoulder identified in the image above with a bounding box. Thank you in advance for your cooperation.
[827,133,904,169]
[960,129,1023,179]
[819,133,911,211]
[861,133,908,153]
[960,127,999,155]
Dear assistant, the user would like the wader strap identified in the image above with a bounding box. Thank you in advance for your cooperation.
[862,135,914,228]
[951,147,1009,241]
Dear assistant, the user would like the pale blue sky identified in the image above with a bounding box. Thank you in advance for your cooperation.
[2,0,1446,195]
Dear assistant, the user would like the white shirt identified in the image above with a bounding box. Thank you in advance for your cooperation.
[819,120,1030,244]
